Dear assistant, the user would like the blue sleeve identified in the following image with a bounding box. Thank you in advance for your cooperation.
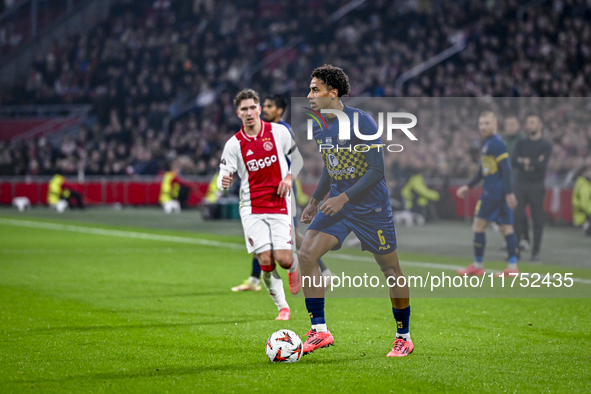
[312,166,331,201]
[344,147,385,201]
[355,111,382,146]
[467,166,483,188]
[498,159,513,194]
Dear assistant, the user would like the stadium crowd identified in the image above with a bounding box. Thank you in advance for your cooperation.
[0,0,590,186]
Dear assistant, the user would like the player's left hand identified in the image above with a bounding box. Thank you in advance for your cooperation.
[277,175,292,198]
[506,193,518,210]
[320,193,349,216]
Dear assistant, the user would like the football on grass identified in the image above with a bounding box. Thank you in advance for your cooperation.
[266,329,303,363]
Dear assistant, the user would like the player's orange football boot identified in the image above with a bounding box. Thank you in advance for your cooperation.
[302,329,334,354]
[288,268,301,295]
[386,337,414,357]
[275,308,290,321]
[457,264,485,276]
[495,267,519,277]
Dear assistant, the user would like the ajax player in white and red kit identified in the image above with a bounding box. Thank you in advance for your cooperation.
[217,89,301,320]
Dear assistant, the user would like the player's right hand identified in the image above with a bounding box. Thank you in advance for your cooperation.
[456,185,469,199]
[506,193,518,210]
[301,203,319,224]
[221,173,233,189]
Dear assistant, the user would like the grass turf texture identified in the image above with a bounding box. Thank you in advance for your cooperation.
[1,214,590,393]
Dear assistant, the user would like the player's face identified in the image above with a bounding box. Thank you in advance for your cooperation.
[478,115,497,138]
[307,78,333,110]
[525,116,542,135]
[262,99,282,122]
[236,98,261,128]
[504,117,519,136]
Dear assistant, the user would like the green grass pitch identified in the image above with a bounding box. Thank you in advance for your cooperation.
[0,210,590,393]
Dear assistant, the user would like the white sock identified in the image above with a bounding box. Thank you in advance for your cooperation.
[507,262,518,270]
[397,332,411,341]
[312,323,328,333]
[288,253,298,273]
[473,261,484,269]
[248,276,260,286]
[261,269,289,311]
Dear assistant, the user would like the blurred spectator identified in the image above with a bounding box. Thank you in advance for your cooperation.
[0,0,589,181]
[572,166,591,235]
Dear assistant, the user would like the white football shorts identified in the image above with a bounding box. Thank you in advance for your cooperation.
[240,211,292,254]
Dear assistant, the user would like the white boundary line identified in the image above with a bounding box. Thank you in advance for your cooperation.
[2,217,590,285]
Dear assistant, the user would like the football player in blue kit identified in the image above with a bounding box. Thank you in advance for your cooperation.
[456,111,519,277]
[298,65,413,357]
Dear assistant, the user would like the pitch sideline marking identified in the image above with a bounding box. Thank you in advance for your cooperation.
[1,218,590,285]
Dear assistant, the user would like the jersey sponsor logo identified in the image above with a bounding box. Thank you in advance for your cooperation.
[246,149,254,156]
[378,244,391,251]
[327,166,356,177]
[221,159,226,165]
[246,155,278,171]
[327,154,339,167]
[263,141,274,151]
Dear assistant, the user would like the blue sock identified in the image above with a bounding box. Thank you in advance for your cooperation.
[392,306,410,335]
[251,257,261,279]
[305,298,325,325]
[474,232,485,263]
[505,233,519,264]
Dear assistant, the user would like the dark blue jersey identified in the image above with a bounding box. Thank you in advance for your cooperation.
[312,105,391,215]
[480,134,511,199]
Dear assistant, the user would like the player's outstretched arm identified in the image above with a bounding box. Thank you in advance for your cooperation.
[458,165,484,198]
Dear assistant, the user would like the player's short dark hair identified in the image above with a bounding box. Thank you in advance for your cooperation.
[264,94,287,111]
[234,89,260,107]
[311,64,351,97]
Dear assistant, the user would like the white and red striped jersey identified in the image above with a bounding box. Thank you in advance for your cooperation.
[217,120,294,215]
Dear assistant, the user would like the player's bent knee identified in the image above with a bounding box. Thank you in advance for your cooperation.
[257,254,273,268]
[275,256,292,269]
[381,265,403,279]
[297,248,313,265]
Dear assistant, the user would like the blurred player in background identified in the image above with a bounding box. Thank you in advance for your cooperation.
[502,116,529,250]
[231,94,333,292]
[456,112,519,276]
[47,174,85,211]
[298,65,413,357]
[218,89,301,321]
[512,115,552,262]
